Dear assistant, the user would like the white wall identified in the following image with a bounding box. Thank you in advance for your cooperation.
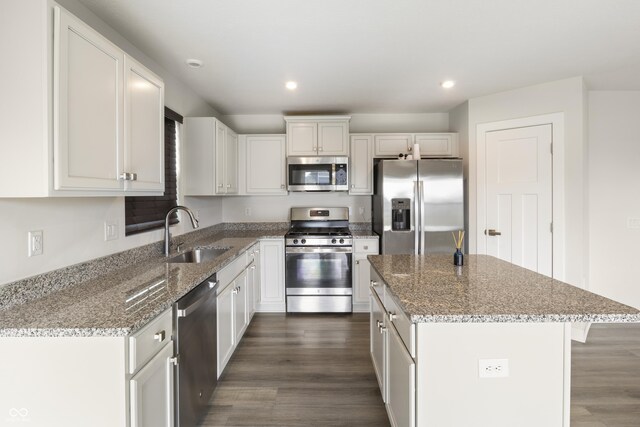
[466,76,588,288]
[588,91,640,309]
[0,0,221,286]
[222,193,371,223]
[223,113,449,134]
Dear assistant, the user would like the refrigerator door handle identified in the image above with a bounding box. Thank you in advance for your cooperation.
[419,180,425,255]
[414,180,420,254]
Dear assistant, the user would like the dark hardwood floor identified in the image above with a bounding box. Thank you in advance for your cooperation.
[202,314,640,427]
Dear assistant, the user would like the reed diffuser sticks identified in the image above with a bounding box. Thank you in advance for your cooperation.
[452,230,465,250]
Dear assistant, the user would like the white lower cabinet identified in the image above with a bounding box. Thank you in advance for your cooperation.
[353,238,379,312]
[370,292,387,402]
[257,238,286,312]
[370,271,416,427]
[217,282,236,377]
[387,325,415,427]
[129,342,174,427]
[233,270,249,343]
[247,244,261,319]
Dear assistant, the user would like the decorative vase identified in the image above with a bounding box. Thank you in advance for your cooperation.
[453,248,463,266]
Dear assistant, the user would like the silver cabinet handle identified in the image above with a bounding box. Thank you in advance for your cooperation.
[232,287,239,294]
[227,184,231,188]
[318,146,323,151]
[376,320,382,328]
[356,260,360,265]
[485,229,502,236]
[207,280,218,289]
[370,280,379,287]
[251,265,256,270]
[218,183,223,187]
[379,325,387,334]
[119,172,137,181]
[169,356,179,366]
[363,245,369,250]
[388,312,397,321]
[154,330,166,342]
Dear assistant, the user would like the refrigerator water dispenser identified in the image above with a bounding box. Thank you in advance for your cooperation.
[391,198,411,231]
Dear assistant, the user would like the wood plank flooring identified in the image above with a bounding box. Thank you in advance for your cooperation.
[202,314,640,427]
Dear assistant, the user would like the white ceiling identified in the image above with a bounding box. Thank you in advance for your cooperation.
[77,0,640,115]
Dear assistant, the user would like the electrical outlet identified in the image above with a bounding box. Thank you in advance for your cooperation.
[245,208,252,216]
[478,358,509,378]
[28,230,43,257]
[627,217,640,229]
[104,222,118,241]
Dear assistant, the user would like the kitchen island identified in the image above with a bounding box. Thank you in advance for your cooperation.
[368,254,640,427]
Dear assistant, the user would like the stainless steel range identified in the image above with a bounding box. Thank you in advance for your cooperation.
[285,207,353,313]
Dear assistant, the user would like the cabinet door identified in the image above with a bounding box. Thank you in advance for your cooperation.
[246,135,287,194]
[414,133,458,157]
[183,118,215,195]
[130,342,174,427]
[287,122,318,155]
[217,284,235,377]
[258,239,286,311]
[225,129,239,194]
[54,6,124,191]
[234,270,249,342]
[371,293,387,402]
[354,254,371,306]
[318,122,349,155]
[124,55,164,192]
[387,325,415,427]
[374,134,413,158]
[215,122,227,194]
[252,246,261,315]
[349,135,374,194]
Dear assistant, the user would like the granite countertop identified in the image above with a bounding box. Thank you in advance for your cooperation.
[368,254,640,324]
[0,227,288,338]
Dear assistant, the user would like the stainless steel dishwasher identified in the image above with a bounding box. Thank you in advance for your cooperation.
[174,274,218,427]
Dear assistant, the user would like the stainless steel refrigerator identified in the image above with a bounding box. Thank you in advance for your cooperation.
[373,159,464,254]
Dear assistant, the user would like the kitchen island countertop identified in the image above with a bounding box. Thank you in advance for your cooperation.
[368,254,640,323]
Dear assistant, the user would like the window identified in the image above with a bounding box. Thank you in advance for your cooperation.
[125,107,183,235]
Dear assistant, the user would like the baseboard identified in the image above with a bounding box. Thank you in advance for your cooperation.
[571,322,592,343]
[256,302,286,313]
[352,302,370,313]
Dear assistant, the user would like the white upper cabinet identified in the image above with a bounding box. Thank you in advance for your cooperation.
[414,133,459,157]
[182,118,239,196]
[245,135,287,194]
[374,133,459,158]
[285,116,350,156]
[54,6,124,191]
[0,2,164,197]
[124,56,165,192]
[374,134,413,158]
[349,135,374,195]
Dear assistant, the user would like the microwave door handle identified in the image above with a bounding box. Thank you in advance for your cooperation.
[414,181,419,255]
[332,164,336,186]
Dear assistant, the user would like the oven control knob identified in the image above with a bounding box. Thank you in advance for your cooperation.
[339,238,344,244]
[331,238,337,244]
[301,239,306,244]
[293,239,298,244]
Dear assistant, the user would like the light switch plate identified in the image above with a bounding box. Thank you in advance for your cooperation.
[28,230,43,257]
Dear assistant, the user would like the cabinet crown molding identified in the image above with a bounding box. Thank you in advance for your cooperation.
[284,115,351,122]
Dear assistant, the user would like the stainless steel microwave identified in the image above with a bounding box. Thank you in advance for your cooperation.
[287,156,349,192]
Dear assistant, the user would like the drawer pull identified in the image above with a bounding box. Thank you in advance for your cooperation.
[363,245,368,250]
[356,260,360,265]
[153,330,166,342]
[370,280,379,287]
[388,312,397,321]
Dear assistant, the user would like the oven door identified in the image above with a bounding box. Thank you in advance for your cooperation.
[285,247,352,295]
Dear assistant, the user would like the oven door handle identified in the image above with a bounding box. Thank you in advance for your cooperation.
[286,247,353,254]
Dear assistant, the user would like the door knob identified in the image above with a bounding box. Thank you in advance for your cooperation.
[485,229,502,236]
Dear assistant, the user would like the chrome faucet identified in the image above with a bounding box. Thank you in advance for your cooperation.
[164,206,199,256]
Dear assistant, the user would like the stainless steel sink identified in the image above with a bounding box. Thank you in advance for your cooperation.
[167,247,230,264]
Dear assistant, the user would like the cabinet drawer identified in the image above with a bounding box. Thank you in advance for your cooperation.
[218,250,249,292]
[129,308,173,374]
[354,239,378,254]
[384,293,416,358]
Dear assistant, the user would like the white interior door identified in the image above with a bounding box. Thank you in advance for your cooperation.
[485,124,553,276]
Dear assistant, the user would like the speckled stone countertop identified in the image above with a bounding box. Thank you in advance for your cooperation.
[0,227,288,337]
[368,254,640,323]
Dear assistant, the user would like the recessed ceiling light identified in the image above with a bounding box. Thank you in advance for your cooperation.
[286,81,298,90]
[186,59,203,68]
[441,80,456,89]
